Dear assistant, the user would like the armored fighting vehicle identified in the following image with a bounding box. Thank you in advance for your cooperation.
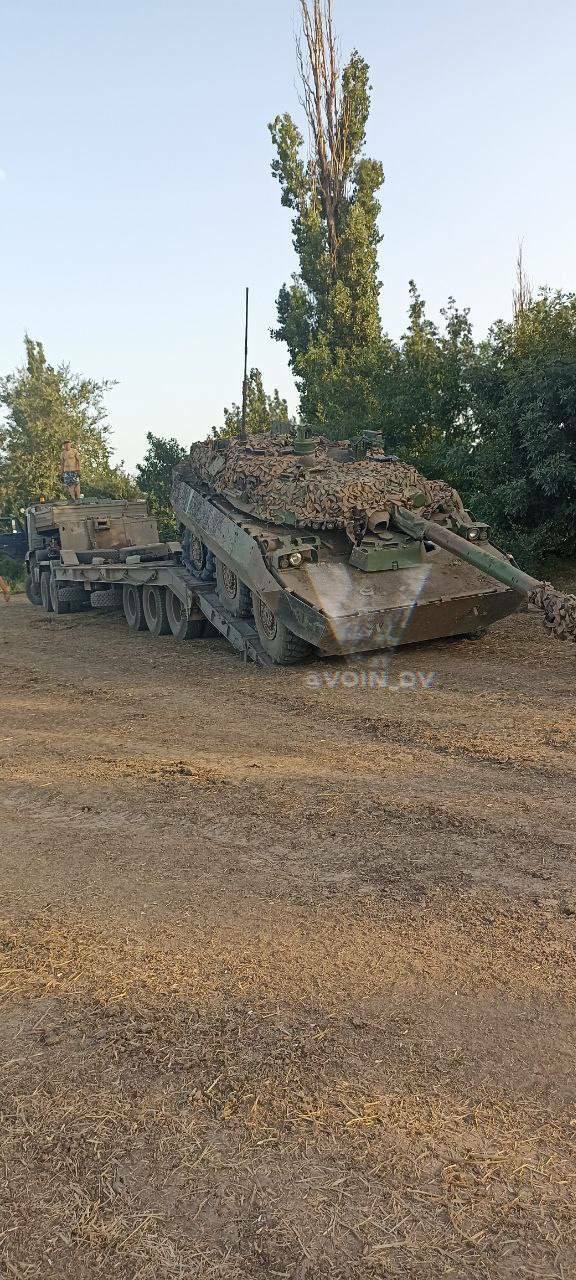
[23,498,162,609]
[171,428,576,663]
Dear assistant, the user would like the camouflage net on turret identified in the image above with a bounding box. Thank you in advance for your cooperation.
[178,433,466,544]
[528,581,576,644]
[178,433,576,646]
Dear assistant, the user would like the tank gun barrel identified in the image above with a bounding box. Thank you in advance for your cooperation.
[392,506,540,594]
[391,505,576,644]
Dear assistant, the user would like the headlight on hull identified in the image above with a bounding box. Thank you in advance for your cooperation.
[273,542,319,570]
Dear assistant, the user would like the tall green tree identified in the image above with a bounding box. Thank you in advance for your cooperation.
[136,432,186,540]
[378,283,476,472]
[0,336,136,511]
[215,368,290,437]
[464,290,576,562]
[377,282,576,565]
[269,0,384,432]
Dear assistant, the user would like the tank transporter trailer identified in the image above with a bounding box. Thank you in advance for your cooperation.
[19,428,576,664]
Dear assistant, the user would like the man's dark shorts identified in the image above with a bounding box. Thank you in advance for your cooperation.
[63,470,80,486]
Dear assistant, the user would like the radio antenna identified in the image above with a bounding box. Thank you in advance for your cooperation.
[240,286,249,442]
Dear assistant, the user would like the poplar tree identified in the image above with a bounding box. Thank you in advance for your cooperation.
[269,0,384,432]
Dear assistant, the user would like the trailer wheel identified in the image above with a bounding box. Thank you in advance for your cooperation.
[252,593,312,665]
[25,575,42,606]
[40,572,54,613]
[215,558,252,617]
[143,585,171,636]
[166,588,205,640]
[122,583,147,631]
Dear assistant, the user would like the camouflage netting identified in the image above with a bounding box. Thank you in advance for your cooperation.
[528,582,576,644]
[177,433,466,544]
[177,433,576,647]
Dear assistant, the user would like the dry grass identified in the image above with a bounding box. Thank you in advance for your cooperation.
[1,910,575,1279]
[2,903,576,1007]
[2,599,576,1277]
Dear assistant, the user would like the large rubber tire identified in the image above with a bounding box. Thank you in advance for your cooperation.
[54,580,88,613]
[49,576,72,615]
[252,593,313,665]
[215,558,252,618]
[65,590,90,612]
[25,575,42,606]
[123,583,147,631]
[90,587,124,610]
[166,589,206,640]
[143,585,171,636]
[40,572,54,613]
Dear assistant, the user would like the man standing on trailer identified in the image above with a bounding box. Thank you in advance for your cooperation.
[60,439,82,500]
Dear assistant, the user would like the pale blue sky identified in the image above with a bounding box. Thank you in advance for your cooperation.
[2,0,575,468]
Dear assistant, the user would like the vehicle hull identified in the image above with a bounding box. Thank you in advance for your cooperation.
[172,477,522,656]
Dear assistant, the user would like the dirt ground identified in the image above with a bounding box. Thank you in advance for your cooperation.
[1,594,575,1279]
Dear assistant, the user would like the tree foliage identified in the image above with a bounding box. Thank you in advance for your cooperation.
[0,336,136,512]
[0,553,24,588]
[268,3,576,566]
[377,284,476,474]
[377,285,576,565]
[136,432,186,540]
[269,0,384,431]
[134,375,289,539]
[464,290,576,562]
[215,368,290,437]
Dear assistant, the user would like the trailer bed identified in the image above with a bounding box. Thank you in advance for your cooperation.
[40,546,273,665]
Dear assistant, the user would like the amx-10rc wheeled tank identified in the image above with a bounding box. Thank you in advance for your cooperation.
[171,428,576,664]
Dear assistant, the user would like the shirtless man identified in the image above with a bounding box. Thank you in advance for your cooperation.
[60,440,81,500]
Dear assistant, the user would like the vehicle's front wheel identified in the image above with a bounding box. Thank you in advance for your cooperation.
[251,593,312,665]
[40,572,54,613]
[25,574,42,605]
[215,558,252,617]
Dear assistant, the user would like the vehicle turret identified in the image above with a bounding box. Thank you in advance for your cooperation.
[171,428,575,662]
